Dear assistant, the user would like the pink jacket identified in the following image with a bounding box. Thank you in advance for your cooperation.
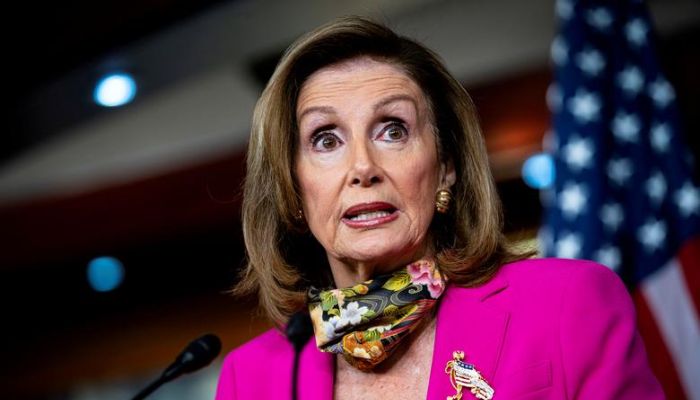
[215,258,664,399]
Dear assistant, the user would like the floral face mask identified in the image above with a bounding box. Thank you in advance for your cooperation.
[307,259,446,371]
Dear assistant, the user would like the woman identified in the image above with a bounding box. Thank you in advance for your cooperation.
[216,16,663,399]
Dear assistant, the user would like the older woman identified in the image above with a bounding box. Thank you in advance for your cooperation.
[215,17,663,400]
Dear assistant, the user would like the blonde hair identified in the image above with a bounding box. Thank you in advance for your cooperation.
[236,16,531,325]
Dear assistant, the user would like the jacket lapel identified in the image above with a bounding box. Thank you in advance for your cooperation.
[298,337,334,399]
[427,276,510,399]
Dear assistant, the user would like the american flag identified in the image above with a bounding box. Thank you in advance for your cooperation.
[541,0,700,398]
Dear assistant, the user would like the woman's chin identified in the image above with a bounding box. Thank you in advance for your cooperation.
[333,236,424,270]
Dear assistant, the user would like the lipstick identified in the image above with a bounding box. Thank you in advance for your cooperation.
[342,202,399,228]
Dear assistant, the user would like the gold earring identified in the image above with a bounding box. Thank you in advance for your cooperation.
[294,208,304,221]
[435,189,452,213]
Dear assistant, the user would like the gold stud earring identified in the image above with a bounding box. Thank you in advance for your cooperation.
[435,189,452,213]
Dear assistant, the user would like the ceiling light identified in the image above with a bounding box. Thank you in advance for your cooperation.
[93,73,137,107]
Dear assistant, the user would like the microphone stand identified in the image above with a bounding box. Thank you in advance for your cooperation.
[132,377,167,400]
[132,362,185,400]
[286,312,313,400]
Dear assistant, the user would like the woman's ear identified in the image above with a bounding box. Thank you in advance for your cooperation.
[441,159,457,189]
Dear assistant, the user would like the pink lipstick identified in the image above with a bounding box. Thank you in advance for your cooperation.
[342,202,399,228]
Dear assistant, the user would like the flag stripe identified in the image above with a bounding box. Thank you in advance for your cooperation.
[642,257,700,400]
[678,237,700,315]
[634,290,687,400]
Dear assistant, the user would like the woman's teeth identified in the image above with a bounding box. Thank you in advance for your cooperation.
[348,211,391,221]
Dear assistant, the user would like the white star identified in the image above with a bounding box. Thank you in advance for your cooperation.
[594,246,621,271]
[586,7,613,31]
[559,182,588,219]
[611,112,641,143]
[568,89,601,123]
[675,182,700,217]
[547,83,562,113]
[608,158,634,186]
[601,203,624,231]
[617,66,644,96]
[576,48,606,76]
[562,136,594,171]
[626,18,648,46]
[637,219,666,252]
[646,171,666,206]
[555,232,582,259]
[651,123,671,153]
[556,0,574,20]
[551,36,568,66]
[649,78,676,108]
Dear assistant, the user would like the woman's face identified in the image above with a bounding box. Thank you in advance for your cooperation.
[295,57,455,285]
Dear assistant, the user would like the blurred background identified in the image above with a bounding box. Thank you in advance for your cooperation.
[1,0,699,398]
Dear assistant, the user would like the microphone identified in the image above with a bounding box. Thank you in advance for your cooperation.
[132,333,222,400]
[286,312,313,400]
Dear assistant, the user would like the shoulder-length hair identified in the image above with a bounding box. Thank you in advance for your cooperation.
[236,16,531,325]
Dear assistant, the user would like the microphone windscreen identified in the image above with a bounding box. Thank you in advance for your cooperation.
[176,333,222,374]
[286,312,313,351]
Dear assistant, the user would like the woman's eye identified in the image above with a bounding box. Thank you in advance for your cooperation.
[312,132,342,151]
[380,123,408,142]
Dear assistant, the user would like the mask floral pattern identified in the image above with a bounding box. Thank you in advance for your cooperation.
[308,259,446,370]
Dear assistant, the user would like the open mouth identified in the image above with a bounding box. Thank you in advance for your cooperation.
[342,202,398,225]
[346,210,395,221]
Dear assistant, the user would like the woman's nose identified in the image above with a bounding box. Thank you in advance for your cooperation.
[348,139,382,187]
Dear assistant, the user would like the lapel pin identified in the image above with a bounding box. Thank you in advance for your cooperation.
[444,351,494,400]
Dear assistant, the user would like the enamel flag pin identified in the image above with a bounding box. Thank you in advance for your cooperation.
[444,351,494,400]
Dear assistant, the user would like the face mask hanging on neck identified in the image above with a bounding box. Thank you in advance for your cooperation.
[307,259,446,371]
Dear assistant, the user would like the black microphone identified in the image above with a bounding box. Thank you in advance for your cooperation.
[132,333,222,400]
[286,312,313,400]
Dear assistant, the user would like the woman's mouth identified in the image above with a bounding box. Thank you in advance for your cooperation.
[342,202,399,228]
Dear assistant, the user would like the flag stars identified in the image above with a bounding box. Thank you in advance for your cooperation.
[617,66,644,96]
[649,78,676,108]
[675,182,700,217]
[586,7,613,32]
[611,112,641,143]
[576,48,606,77]
[563,136,594,171]
[637,219,666,252]
[651,123,671,153]
[646,171,666,206]
[594,246,621,271]
[601,203,624,232]
[559,182,588,219]
[555,233,582,259]
[568,89,601,123]
[556,0,574,20]
[608,158,634,186]
[625,18,648,46]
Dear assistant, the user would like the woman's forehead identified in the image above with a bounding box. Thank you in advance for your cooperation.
[296,57,428,118]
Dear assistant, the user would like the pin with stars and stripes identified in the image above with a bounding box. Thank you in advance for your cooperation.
[444,351,494,400]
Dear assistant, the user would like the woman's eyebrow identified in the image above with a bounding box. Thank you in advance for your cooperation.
[373,94,418,112]
[298,106,336,122]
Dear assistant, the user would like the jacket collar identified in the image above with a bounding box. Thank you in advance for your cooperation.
[427,273,510,399]
[299,337,334,399]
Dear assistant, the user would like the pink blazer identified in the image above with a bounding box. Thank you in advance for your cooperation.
[215,258,664,399]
